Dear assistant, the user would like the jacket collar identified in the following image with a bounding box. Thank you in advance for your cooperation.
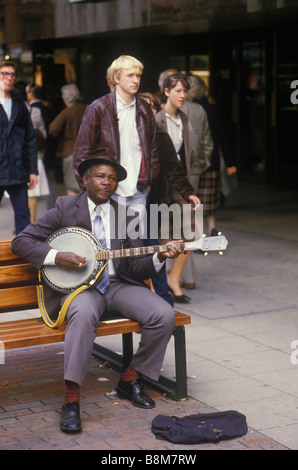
[110,87,150,119]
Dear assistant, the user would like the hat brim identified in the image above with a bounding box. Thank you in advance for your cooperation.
[78,157,127,182]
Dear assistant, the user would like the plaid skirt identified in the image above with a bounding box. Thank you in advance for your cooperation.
[197,168,221,216]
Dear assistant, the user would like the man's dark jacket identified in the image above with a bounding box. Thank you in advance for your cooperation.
[73,89,160,191]
[0,93,37,186]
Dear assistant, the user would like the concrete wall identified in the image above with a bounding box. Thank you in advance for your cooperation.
[53,0,148,38]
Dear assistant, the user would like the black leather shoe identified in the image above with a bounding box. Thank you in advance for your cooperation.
[60,401,82,433]
[173,294,191,304]
[167,285,191,303]
[116,378,156,409]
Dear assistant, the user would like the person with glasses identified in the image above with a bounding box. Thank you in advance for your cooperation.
[0,60,38,234]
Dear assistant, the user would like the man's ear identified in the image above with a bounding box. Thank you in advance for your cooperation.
[113,73,120,85]
[82,173,88,185]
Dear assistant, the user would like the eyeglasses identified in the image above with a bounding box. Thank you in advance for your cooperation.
[1,71,16,78]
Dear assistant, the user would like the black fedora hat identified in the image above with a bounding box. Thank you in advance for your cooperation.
[78,147,127,182]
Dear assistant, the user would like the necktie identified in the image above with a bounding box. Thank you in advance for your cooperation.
[94,207,110,294]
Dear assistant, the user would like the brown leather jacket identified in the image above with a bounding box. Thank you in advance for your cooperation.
[73,89,160,190]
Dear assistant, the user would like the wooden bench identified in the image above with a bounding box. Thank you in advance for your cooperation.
[0,238,191,400]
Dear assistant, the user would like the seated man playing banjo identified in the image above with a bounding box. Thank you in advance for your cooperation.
[11,147,187,434]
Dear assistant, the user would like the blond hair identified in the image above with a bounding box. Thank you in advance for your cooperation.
[110,55,143,80]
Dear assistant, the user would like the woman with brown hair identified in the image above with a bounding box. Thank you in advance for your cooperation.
[140,86,200,304]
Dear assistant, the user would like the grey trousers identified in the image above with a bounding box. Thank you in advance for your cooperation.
[61,278,176,387]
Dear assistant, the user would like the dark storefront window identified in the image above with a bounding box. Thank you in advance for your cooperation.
[240,41,266,177]
[276,28,298,187]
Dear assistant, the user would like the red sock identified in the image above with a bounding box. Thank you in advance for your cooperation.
[64,380,80,405]
[121,366,140,382]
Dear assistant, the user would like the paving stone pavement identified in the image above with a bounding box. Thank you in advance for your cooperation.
[1,181,298,454]
[0,344,287,451]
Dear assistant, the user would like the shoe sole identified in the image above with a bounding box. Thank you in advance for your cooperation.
[60,424,82,433]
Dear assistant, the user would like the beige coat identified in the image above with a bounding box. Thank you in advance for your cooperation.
[181,100,213,176]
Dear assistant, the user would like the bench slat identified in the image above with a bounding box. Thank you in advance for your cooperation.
[0,239,20,263]
[0,264,38,287]
[0,312,190,349]
[0,286,38,312]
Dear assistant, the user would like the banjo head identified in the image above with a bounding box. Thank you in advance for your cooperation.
[41,227,104,293]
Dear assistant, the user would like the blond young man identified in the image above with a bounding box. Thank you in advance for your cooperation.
[73,55,159,222]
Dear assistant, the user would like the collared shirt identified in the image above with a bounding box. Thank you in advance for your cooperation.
[88,197,116,276]
[166,113,183,159]
[29,99,41,106]
[0,98,12,120]
[115,92,142,197]
[43,197,164,274]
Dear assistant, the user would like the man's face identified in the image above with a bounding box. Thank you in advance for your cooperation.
[0,66,16,96]
[114,67,142,97]
[83,163,118,205]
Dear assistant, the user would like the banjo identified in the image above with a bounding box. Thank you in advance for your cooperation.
[41,226,228,294]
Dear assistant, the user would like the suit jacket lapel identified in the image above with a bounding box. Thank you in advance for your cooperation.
[75,192,92,230]
[110,198,125,271]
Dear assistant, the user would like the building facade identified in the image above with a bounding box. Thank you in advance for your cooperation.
[1,0,298,188]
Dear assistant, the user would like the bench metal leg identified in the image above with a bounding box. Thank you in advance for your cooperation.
[92,326,188,400]
[172,325,188,399]
[92,333,133,371]
[122,332,133,369]
[143,325,188,400]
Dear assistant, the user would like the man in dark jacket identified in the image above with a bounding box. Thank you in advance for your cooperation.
[0,60,38,234]
[73,55,159,232]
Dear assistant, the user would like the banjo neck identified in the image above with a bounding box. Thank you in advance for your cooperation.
[95,241,195,261]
